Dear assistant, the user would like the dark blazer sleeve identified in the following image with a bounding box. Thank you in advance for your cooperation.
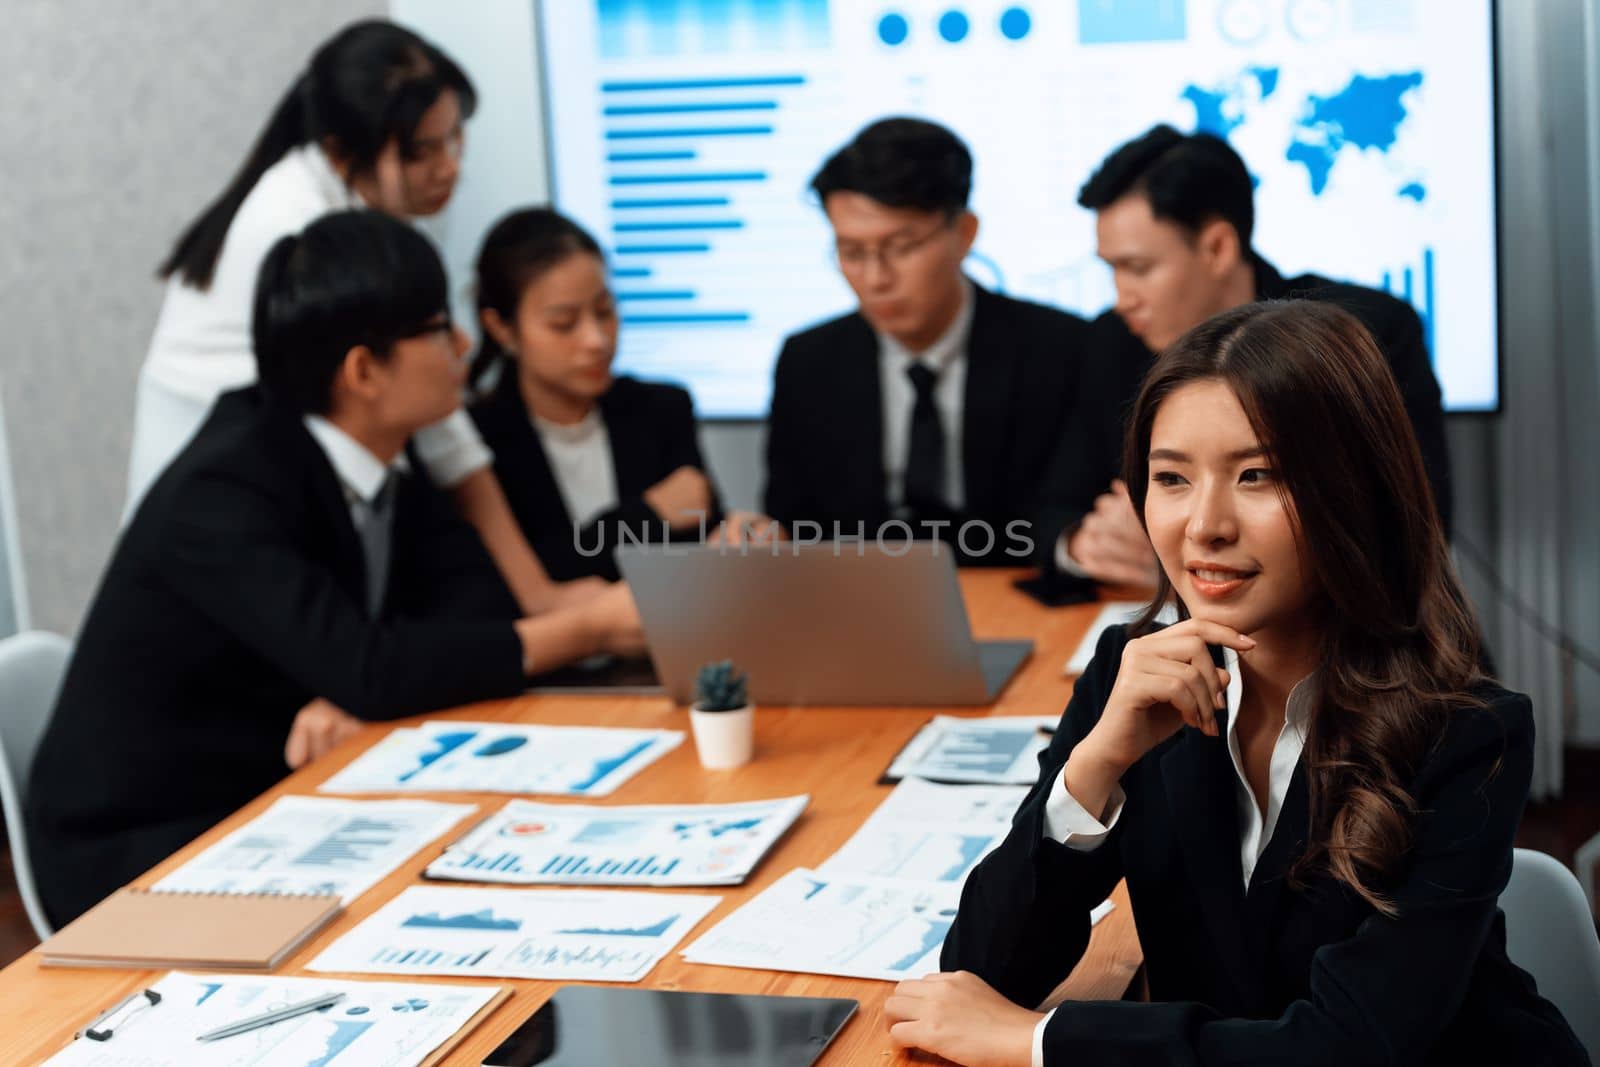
[159,469,526,722]
[576,384,722,565]
[762,336,807,529]
[941,625,1130,1007]
[1031,323,1146,570]
[390,473,522,621]
[1038,695,1548,1066]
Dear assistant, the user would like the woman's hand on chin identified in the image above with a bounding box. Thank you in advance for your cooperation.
[884,971,1040,1067]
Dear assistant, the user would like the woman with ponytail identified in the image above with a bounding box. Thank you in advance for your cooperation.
[468,207,731,582]
[885,300,1585,1066]
[130,20,589,613]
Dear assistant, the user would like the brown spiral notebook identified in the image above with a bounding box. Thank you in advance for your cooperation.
[40,888,343,971]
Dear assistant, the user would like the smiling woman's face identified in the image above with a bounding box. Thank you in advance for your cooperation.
[1143,378,1317,639]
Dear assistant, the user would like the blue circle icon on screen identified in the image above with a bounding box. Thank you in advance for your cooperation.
[878,12,910,45]
[938,10,970,42]
[999,7,1032,40]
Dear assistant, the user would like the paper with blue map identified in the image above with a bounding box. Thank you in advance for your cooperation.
[152,797,475,904]
[317,721,683,796]
[308,885,720,982]
[426,795,807,887]
[681,868,963,982]
[44,970,500,1067]
[818,778,1026,885]
[885,716,1056,785]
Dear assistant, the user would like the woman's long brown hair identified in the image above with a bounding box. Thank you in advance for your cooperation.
[1123,299,1486,916]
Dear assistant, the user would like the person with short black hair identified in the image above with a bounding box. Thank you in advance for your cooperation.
[28,211,643,927]
[129,19,591,617]
[1037,124,1452,586]
[468,207,732,582]
[763,117,1087,563]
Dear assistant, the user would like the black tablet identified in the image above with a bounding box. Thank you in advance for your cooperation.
[482,986,858,1067]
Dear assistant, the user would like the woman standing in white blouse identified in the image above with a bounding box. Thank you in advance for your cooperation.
[131,20,586,612]
[467,208,728,582]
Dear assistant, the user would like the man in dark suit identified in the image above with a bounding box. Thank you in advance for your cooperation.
[763,118,1086,564]
[1038,126,1453,585]
[27,212,641,926]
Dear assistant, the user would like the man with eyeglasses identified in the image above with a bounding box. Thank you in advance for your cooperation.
[763,118,1088,563]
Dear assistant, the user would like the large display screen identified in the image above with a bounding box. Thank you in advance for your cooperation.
[536,0,1499,415]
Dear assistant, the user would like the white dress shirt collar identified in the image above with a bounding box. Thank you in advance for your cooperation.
[1221,646,1314,887]
[302,415,406,505]
[874,277,975,371]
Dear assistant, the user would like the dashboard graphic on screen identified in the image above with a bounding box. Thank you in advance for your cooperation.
[536,0,1499,416]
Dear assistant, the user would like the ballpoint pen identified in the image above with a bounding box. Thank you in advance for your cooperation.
[195,991,346,1042]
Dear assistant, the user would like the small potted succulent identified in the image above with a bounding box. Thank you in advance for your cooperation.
[689,660,753,769]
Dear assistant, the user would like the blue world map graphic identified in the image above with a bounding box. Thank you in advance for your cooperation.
[1184,68,1426,199]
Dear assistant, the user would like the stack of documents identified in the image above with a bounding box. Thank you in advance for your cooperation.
[154,796,474,902]
[684,777,1113,982]
[884,716,1056,785]
[319,721,682,796]
[309,885,719,983]
[426,795,807,886]
[46,971,503,1066]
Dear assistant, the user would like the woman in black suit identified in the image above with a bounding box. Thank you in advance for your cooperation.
[886,301,1586,1065]
[469,208,727,581]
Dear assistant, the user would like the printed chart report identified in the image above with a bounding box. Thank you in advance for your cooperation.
[539,0,1499,414]
[819,778,1027,884]
[309,885,720,983]
[427,795,808,886]
[884,715,1056,784]
[318,721,683,796]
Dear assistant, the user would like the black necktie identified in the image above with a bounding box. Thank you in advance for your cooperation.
[904,362,946,518]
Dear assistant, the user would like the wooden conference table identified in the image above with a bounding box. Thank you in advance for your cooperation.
[0,570,1143,1065]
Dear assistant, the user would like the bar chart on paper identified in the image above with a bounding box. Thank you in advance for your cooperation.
[310,886,721,982]
[427,796,808,886]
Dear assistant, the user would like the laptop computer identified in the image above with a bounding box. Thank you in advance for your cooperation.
[615,542,1032,705]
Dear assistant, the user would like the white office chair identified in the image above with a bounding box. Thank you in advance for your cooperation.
[1501,847,1600,1060]
[0,630,70,940]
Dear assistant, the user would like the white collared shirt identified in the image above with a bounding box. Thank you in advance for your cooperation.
[533,408,618,527]
[302,415,407,525]
[877,281,974,513]
[1030,647,1313,1065]
[140,143,490,489]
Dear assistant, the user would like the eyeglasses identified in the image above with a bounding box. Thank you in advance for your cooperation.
[833,220,953,274]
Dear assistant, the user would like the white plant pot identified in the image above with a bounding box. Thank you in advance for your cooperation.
[688,704,754,769]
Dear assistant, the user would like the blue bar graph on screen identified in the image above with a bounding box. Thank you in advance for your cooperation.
[1380,247,1437,366]
[596,0,828,59]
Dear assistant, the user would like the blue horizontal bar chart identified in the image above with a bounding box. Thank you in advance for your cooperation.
[605,101,778,116]
[606,125,774,139]
[613,220,744,232]
[613,243,710,254]
[611,266,652,278]
[616,290,697,300]
[607,150,696,162]
[601,75,806,92]
[611,197,730,208]
[609,173,766,185]
[622,313,751,325]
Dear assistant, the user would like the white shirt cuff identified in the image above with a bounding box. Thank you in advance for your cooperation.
[1042,769,1125,847]
[1053,530,1093,578]
[1032,1007,1056,1067]
[413,408,492,488]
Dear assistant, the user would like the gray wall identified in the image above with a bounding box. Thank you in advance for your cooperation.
[0,0,383,636]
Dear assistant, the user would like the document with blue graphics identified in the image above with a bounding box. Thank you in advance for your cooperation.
[308,885,720,983]
[682,868,962,982]
[818,778,1026,885]
[318,721,683,796]
[152,797,475,903]
[426,795,807,887]
[46,971,502,1067]
[884,716,1056,785]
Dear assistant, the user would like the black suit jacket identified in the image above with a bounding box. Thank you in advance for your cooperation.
[942,625,1585,1065]
[763,282,1086,564]
[469,374,720,582]
[1034,257,1454,567]
[26,387,527,926]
